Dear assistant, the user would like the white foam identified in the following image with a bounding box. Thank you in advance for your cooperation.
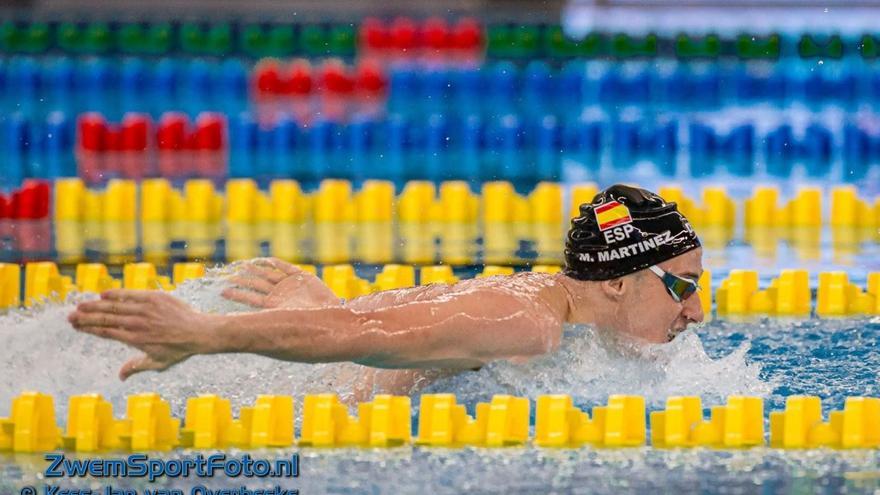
[421,324,775,409]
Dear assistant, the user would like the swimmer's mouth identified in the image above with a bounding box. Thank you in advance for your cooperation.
[666,328,686,342]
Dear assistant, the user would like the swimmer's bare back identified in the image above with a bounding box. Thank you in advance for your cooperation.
[68,258,573,381]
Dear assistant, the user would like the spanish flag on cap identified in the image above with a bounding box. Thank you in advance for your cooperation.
[594,200,633,231]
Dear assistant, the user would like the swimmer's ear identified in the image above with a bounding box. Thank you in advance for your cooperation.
[599,276,627,300]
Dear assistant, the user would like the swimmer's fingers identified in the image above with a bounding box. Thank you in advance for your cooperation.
[240,263,286,284]
[254,257,300,276]
[76,299,146,316]
[73,325,136,345]
[120,354,173,381]
[228,274,273,294]
[220,287,268,308]
[69,310,145,331]
[99,290,191,315]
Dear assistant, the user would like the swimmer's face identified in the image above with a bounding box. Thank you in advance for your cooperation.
[617,248,705,343]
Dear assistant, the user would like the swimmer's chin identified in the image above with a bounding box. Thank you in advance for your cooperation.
[621,330,685,345]
[666,323,702,342]
[621,327,690,345]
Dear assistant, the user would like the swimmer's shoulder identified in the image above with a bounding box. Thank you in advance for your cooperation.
[451,271,570,321]
[364,271,568,318]
[449,270,557,290]
[347,277,497,309]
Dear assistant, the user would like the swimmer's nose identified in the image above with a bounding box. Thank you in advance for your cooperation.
[683,292,705,324]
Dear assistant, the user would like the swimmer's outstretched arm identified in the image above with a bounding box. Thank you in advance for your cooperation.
[68,287,566,380]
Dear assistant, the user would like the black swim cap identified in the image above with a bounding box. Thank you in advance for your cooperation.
[564,184,701,281]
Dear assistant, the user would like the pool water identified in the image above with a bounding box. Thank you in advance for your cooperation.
[1,270,880,494]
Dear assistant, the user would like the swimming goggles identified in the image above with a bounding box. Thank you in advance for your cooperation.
[648,265,700,303]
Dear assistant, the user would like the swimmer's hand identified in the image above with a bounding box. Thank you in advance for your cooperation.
[221,258,340,310]
[68,290,215,381]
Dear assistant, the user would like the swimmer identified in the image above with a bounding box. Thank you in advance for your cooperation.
[68,184,704,388]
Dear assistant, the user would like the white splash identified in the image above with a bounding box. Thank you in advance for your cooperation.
[421,324,775,409]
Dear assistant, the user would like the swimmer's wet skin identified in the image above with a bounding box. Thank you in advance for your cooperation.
[67,184,705,381]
